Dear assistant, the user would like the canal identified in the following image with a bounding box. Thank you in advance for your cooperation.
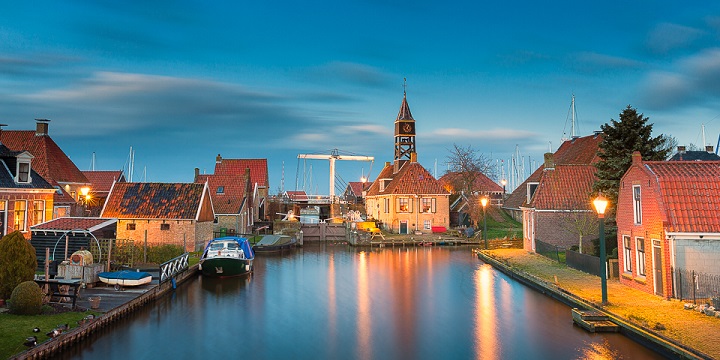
[61,245,663,359]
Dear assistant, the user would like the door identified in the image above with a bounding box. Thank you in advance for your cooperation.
[652,239,663,296]
[400,221,408,235]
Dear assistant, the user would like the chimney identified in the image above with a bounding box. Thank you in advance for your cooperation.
[632,151,642,165]
[35,118,50,136]
[706,145,714,153]
[0,123,6,144]
[216,154,222,164]
[194,167,200,180]
[677,146,686,153]
[543,152,554,170]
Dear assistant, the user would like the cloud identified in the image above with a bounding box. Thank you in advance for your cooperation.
[646,23,703,54]
[424,128,537,141]
[302,61,393,88]
[641,48,720,109]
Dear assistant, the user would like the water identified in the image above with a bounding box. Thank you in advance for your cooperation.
[64,245,663,359]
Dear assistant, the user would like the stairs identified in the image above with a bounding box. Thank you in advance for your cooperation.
[572,308,620,333]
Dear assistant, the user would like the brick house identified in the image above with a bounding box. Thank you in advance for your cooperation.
[343,181,370,205]
[0,143,56,238]
[502,133,603,251]
[101,182,215,252]
[617,152,720,298]
[213,156,269,223]
[195,170,252,236]
[81,170,126,216]
[439,171,504,227]
[0,120,91,218]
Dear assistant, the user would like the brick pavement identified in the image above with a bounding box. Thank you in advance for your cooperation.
[485,248,720,359]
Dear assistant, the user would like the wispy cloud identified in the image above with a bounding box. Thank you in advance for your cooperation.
[645,23,703,54]
[425,128,537,141]
[301,61,393,88]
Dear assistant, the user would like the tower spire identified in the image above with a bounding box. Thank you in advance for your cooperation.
[394,78,416,171]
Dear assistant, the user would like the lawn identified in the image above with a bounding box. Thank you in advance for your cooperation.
[0,308,99,359]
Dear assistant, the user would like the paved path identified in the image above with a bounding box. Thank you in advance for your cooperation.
[484,249,720,359]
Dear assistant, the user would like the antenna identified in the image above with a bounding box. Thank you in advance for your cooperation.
[403,77,407,96]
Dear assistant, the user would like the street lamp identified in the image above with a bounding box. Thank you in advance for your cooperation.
[501,179,507,199]
[480,196,488,249]
[80,187,91,216]
[593,194,609,305]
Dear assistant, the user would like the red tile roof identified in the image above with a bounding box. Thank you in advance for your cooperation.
[101,182,208,220]
[214,158,268,188]
[641,160,720,233]
[503,166,544,210]
[82,171,125,193]
[366,162,449,196]
[554,133,603,164]
[438,171,503,193]
[0,130,89,184]
[530,165,597,210]
[196,173,248,214]
[347,181,370,196]
[31,217,117,232]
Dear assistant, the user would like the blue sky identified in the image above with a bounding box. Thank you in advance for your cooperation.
[2,1,720,195]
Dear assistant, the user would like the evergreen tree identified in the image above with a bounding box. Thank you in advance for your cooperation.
[0,231,38,299]
[593,105,672,208]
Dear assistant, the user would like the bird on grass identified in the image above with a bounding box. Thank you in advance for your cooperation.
[24,336,37,347]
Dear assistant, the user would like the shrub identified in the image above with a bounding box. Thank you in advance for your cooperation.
[0,231,38,299]
[8,281,43,315]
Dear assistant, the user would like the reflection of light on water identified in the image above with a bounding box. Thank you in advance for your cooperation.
[474,264,498,360]
[357,251,371,360]
[578,340,622,360]
[327,253,336,348]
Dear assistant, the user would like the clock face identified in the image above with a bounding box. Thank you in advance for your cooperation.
[397,121,415,135]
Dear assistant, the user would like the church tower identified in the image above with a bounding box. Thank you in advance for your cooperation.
[394,80,416,172]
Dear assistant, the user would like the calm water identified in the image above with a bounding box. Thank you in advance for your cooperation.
[63,245,663,360]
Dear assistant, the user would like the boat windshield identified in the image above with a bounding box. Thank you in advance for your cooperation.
[226,242,239,250]
[209,242,225,251]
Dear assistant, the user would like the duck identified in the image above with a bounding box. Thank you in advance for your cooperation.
[46,328,63,338]
[32,327,40,333]
[24,336,37,347]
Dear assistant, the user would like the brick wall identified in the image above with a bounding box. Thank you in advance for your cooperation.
[0,192,55,239]
[366,195,450,234]
[534,211,599,250]
[116,219,213,253]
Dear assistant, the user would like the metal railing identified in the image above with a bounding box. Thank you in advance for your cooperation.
[672,267,720,305]
[160,253,189,283]
[535,239,565,263]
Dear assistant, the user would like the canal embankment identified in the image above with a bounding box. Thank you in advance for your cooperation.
[478,248,717,360]
[13,265,199,360]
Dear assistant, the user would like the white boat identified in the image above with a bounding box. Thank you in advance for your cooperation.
[98,270,153,289]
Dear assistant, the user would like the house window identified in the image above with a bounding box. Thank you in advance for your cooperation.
[217,186,225,194]
[17,162,30,183]
[32,200,45,225]
[14,200,27,232]
[623,236,632,273]
[423,220,431,230]
[126,223,136,230]
[213,216,219,224]
[636,237,646,277]
[384,198,390,214]
[527,182,539,203]
[633,185,642,225]
[54,206,70,218]
[398,198,409,212]
[161,223,170,231]
[421,198,435,213]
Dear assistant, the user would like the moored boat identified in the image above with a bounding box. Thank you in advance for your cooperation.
[199,236,254,277]
[98,270,153,289]
[253,234,296,253]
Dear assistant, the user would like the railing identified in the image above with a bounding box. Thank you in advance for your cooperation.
[672,267,720,305]
[535,239,565,263]
[160,253,189,283]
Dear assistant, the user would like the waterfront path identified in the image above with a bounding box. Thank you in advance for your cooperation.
[481,248,719,359]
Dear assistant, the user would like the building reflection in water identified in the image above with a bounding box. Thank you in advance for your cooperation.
[356,251,372,360]
[474,264,499,360]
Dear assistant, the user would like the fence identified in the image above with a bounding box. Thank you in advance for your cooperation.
[535,239,565,263]
[88,238,186,269]
[672,267,720,306]
[565,250,600,275]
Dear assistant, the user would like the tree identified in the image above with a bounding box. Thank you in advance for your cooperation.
[445,144,492,194]
[0,231,38,299]
[593,105,672,208]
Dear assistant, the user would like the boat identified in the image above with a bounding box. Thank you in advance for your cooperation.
[98,270,153,289]
[199,236,254,277]
[253,234,296,253]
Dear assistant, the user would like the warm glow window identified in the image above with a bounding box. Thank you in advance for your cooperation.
[636,237,646,276]
[421,198,435,213]
[633,186,642,225]
[14,200,27,232]
[54,206,69,218]
[32,200,44,225]
[0,201,6,238]
[623,236,632,273]
[398,198,410,212]
[127,223,136,231]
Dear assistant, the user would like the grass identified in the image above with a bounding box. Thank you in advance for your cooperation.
[483,209,522,240]
[0,308,99,359]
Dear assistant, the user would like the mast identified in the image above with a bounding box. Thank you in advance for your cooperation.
[571,94,576,138]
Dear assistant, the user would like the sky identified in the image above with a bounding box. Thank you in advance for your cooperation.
[2,1,720,195]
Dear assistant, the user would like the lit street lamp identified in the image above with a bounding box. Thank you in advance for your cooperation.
[501,179,507,199]
[480,196,488,249]
[593,194,609,305]
[80,187,91,216]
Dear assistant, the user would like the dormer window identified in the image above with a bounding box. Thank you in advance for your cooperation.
[527,182,539,203]
[14,152,33,184]
[217,186,225,194]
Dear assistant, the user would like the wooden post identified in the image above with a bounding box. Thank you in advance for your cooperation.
[64,234,69,260]
[44,248,50,293]
[144,230,148,264]
[107,239,113,272]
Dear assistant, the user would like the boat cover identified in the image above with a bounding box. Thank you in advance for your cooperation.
[255,235,293,246]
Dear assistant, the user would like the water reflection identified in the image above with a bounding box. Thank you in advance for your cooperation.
[61,246,664,360]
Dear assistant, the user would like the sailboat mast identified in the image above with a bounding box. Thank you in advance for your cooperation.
[571,94,576,138]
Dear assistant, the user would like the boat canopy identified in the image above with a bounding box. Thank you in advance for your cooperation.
[202,236,254,259]
[255,234,293,246]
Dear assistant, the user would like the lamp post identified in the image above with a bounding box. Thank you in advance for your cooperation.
[501,179,507,199]
[80,187,91,216]
[480,196,488,249]
[593,194,609,305]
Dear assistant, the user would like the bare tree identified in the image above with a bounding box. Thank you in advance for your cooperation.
[560,208,598,254]
[445,144,492,194]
